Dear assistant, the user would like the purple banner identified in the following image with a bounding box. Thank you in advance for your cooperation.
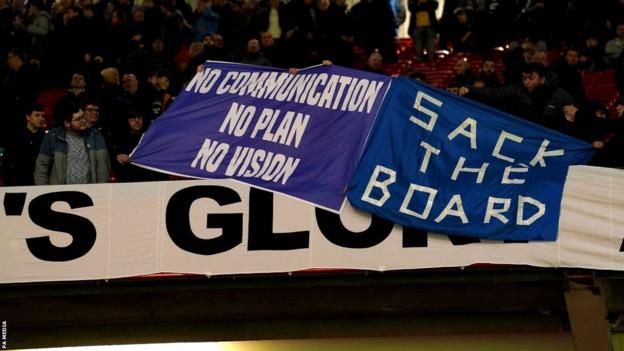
[131,61,391,211]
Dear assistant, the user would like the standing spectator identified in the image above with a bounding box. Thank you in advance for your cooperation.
[34,103,111,185]
[25,0,53,60]
[145,69,173,123]
[449,7,475,53]
[408,0,438,62]
[191,0,219,42]
[579,34,605,71]
[479,58,500,87]
[332,0,356,66]
[2,48,39,147]
[259,31,285,67]
[110,111,168,182]
[282,0,317,67]
[450,58,475,86]
[54,71,89,126]
[352,0,397,62]
[460,62,578,135]
[240,38,272,66]
[605,23,624,66]
[257,0,286,42]
[3,104,46,186]
[550,47,587,106]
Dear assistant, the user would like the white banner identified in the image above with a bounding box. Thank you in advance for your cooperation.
[1,165,624,284]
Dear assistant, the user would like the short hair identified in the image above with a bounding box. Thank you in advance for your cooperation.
[29,0,44,10]
[403,68,426,81]
[25,104,44,115]
[564,46,579,55]
[59,102,82,123]
[155,69,170,79]
[522,62,547,78]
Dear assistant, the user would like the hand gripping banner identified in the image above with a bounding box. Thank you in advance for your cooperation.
[348,78,594,241]
[130,62,391,212]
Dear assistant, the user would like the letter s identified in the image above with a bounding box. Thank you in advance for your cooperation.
[26,192,96,262]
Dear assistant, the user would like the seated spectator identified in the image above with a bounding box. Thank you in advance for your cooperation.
[34,103,111,185]
[3,104,47,186]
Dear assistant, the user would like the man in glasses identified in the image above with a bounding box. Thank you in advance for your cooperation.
[34,103,111,185]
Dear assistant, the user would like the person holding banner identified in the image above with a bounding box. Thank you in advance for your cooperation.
[459,62,579,136]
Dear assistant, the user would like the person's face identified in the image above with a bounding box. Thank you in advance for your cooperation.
[155,75,170,90]
[318,0,329,11]
[247,39,260,53]
[83,104,100,126]
[368,53,382,69]
[132,9,144,22]
[213,35,224,48]
[152,39,164,52]
[26,110,46,129]
[28,4,37,16]
[122,74,138,94]
[261,32,273,47]
[65,110,88,133]
[6,52,21,70]
[202,35,214,47]
[616,104,624,118]
[454,60,467,75]
[522,72,545,92]
[128,116,144,132]
[565,50,579,66]
[269,0,278,8]
[481,60,495,74]
[71,73,86,89]
[456,12,467,24]
[618,24,624,38]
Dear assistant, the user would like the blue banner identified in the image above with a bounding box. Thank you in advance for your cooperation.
[347,78,594,241]
[130,61,391,211]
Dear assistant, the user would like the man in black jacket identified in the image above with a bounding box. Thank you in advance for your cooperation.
[459,62,578,135]
[2,104,46,186]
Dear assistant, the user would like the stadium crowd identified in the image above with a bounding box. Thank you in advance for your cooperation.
[2,0,624,186]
